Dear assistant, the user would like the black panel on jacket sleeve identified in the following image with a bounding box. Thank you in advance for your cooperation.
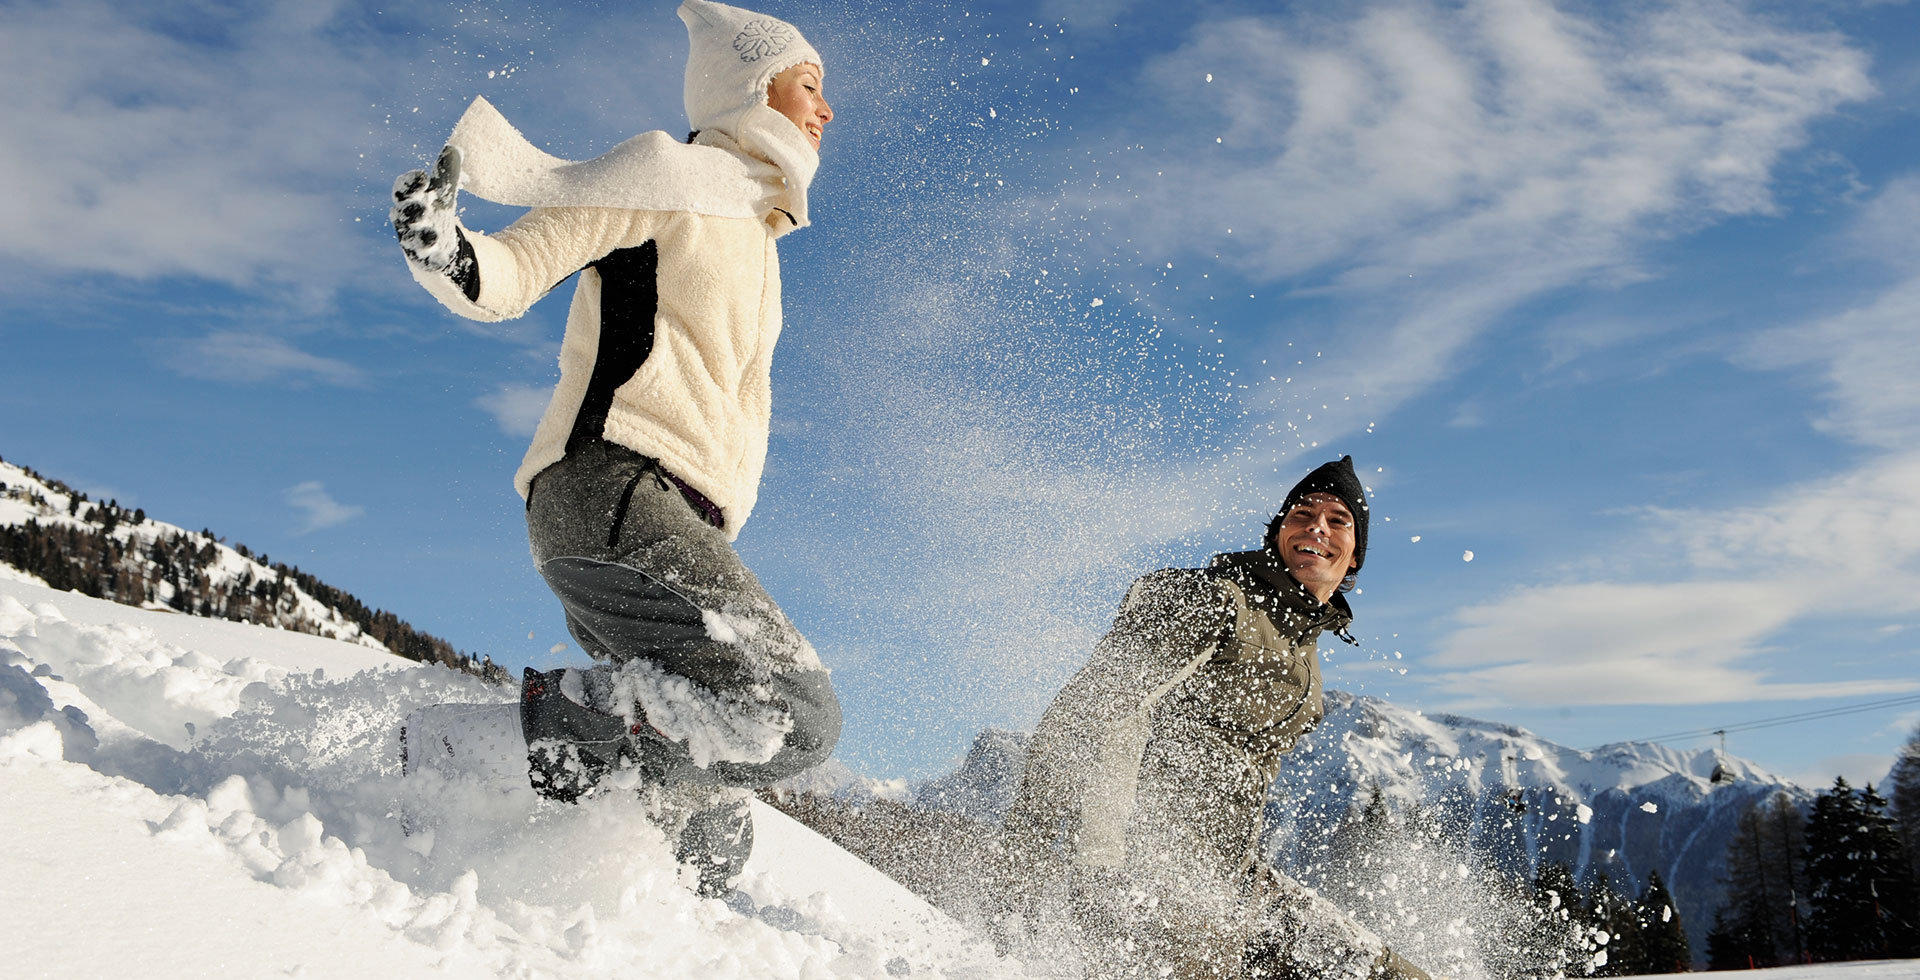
[567,241,660,454]
[449,228,480,302]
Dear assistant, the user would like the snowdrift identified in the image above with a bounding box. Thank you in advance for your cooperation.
[0,576,1011,979]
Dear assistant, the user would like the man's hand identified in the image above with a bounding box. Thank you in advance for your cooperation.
[391,145,463,273]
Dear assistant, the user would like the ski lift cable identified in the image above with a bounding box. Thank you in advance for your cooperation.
[1610,691,1920,747]
[1629,692,1920,743]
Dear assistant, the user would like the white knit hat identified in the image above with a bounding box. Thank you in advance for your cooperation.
[678,0,822,134]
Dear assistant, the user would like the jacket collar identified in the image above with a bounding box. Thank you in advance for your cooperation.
[1208,549,1355,636]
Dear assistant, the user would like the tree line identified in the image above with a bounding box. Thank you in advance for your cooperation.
[1704,726,1920,970]
[0,462,507,685]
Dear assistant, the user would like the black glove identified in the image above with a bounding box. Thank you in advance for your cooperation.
[391,146,472,288]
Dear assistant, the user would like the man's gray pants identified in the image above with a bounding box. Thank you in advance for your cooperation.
[525,439,841,893]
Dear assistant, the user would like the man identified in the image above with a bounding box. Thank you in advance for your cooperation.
[998,456,1430,979]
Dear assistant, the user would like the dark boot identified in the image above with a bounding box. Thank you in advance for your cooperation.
[520,667,662,802]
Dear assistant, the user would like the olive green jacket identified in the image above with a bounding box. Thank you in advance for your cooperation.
[1003,549,1353,884]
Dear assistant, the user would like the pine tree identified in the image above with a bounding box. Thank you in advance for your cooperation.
[1530,860,1595,971]
[1636,870,1691,973]
[1806,777,1859,961]
[1589,873,1649,976]
[1720,800,1786,966]
[1705,897,1770,971]
[1805,777,1920,961]
[1856,783,1919,957]
[1892,724,1920,886]
[1762,791,1811,964]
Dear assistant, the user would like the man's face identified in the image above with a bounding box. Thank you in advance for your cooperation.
[766,63,831,150]
[1274,492,1356,598]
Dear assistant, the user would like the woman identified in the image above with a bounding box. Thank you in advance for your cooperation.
[390,0,839,898]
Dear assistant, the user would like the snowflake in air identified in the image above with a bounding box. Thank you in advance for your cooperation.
[733,20,795,63]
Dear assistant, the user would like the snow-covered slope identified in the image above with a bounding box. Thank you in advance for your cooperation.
[0,458,486,675]
[0,576,1012,979]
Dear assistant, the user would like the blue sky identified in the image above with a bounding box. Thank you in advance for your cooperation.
[3,0,1918,787]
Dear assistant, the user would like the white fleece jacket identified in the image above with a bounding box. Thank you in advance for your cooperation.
[412,165,787,540]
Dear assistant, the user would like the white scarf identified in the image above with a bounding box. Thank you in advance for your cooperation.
[444,95,815,235]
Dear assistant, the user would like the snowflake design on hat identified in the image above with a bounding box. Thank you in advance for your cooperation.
[733,19,795,63]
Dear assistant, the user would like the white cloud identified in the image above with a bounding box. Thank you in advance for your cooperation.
[0,0,684,298]
[1432,577,1919,706]
[1739,219,1920,449]
[285,481,363,534]
[1427,449,1920,708]
[162,332,366,387]
[0,1,388,290]
[1133,0,1870,278]
[1783,754,1897,794]
[1666,453,1920,606]
[1834,174,1920,268]
[1095,0,1873,443]
[473,383,550,438]
[1884,710,1920,741]
[1427,175,1920,711]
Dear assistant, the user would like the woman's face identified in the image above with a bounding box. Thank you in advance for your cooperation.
[766,62,831,150]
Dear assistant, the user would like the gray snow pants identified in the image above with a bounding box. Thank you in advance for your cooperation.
[525,439,841,891]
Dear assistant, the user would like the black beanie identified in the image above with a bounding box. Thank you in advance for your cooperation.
[1265,455,1368,577]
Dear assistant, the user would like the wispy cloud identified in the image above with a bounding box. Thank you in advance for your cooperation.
[1785,754,1897,794]
[1429,175,1920,709]
[285,481,363,534]
[1103,0,1874,441]
[1884,711,1920,741]
[1739,193,1920,451]
[1134,0,1871,280]
[1832,174,1920,267]
[1426,454,1920,711]
[1432,575,1920,707]
[162,332,366,387]
[0,1,395,292]
[473,383,551,437]
[0,0,684,301]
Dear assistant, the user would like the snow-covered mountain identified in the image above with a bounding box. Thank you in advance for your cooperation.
[914,691,1807,966]
[1271,691,1805,960]
[0,457,495,678]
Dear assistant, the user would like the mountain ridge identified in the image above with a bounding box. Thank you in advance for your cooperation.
[895,689,1808,966]
[0,455,503,682]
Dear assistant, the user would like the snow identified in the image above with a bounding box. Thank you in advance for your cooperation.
[0,576,1015,979]
[609,657,795,767]
[0,460,393,653]
[1,578,1912,980]
[1663,965,1920,980]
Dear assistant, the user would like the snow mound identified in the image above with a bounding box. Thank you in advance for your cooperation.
[0,577,1017,979]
